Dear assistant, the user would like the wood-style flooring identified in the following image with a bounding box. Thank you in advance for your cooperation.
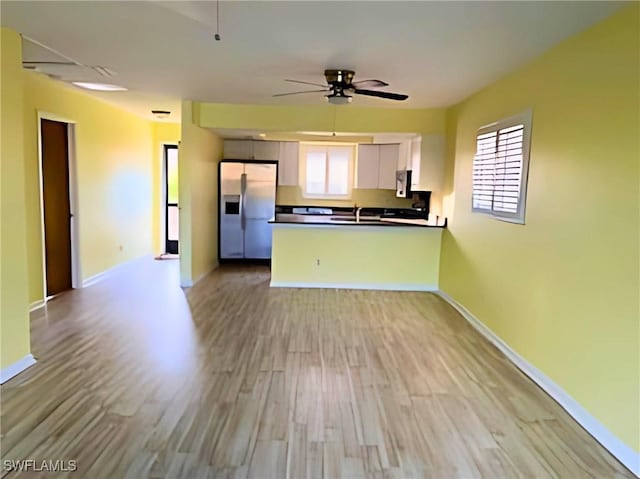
[0,260,633,478]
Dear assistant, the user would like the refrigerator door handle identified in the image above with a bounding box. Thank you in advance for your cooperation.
[240,173,247,230]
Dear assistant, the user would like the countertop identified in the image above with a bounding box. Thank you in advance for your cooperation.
[269,213,447,228]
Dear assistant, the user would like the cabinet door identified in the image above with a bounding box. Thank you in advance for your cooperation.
[410,136,422,188]
[378,144,399,189]
[278,142,299,186]
[224,139,254,159]
[397,141,411,171]
[415,134,444,191]
[357,145,380,189]
[253,140,280,161]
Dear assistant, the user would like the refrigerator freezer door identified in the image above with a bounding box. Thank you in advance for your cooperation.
[220,162,245,259]
[220,221,244,258]
[220,162,244,195]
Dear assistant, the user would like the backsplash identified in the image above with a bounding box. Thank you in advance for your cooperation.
[276,186,413,208]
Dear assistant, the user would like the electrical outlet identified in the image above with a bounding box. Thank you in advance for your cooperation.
[119,245,124,252]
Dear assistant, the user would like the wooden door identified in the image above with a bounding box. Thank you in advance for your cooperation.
[41,119,72,296]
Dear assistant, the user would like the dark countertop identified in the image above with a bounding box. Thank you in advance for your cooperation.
[269,213,447,228]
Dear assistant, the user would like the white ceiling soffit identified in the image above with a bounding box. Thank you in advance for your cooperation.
[210,128,411,143]
[0,1,624,121]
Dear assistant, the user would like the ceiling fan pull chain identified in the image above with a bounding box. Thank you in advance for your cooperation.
[214,0,221,41]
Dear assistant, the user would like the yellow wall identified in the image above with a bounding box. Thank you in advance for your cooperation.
[152,122,180,253]
[179,101,223,285]
[277,186,412,208]
[0,28,31,368]
[23,72,155,302]
[440,4,640,452]
[197,103,445,135]
[272,225,442,289]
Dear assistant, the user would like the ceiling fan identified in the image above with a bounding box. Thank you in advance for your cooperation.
[274,69,408,104]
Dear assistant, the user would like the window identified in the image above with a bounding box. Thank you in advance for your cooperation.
[300,143,355,198]
[472,110,532,224]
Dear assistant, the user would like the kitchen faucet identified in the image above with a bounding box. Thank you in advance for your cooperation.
[356,207,363,222]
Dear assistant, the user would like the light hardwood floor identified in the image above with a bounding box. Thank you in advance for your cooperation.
[0,260,633,478]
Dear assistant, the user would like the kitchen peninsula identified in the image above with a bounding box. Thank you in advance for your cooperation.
[269,208,446,291]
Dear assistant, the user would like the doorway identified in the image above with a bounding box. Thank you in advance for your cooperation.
[40,118,76,297]
[164,145,179,254]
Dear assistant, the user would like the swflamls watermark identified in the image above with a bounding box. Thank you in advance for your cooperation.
[2,459,77,473]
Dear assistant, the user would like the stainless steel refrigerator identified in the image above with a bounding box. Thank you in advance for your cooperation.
[219,161,278,260]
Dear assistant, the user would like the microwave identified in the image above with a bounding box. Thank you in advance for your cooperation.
[396,170,412,198]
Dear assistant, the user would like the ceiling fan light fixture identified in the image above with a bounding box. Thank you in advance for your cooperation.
[326,94,352,105]
[151,110,171,119]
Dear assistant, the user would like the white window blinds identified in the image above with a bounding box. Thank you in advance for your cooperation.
[300,143,355,199]
[472,110,532,223]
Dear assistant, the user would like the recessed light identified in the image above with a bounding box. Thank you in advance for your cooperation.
[72,82,128,92]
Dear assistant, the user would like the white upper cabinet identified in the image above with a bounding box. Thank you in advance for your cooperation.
[278,142,299,186]
[378,144,399,190]
[223,139,300,186]
[253,141,280,161]
[223,139,280,160]
[357,144,380,189]
[223,139,254,159]
[409,136,422,188]
[413,134,445,192]
[357,144,399,190]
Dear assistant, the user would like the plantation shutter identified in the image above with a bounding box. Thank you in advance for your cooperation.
[472,113,529,223]
[493,124,524,214]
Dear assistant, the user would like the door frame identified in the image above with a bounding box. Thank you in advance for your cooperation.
[160,143,179,253]
[37,112,81,300]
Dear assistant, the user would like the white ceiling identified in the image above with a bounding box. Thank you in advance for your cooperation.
[1,1,623,121]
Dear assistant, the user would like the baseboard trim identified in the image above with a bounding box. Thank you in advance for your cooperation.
[270,281,438,292]
[82,254,152,288]
[29,300,45,312]
[181,263,219,289]
[1,354,36,384]
[436,291,640,477]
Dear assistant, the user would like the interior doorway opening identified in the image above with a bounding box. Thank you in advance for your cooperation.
[164,144,179,255]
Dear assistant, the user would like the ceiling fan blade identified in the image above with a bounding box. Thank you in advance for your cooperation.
[285,79,327,88]
[351,79,389,89]
[273,89,328,97]
[353,89,408,101]
[22,61,77,65]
